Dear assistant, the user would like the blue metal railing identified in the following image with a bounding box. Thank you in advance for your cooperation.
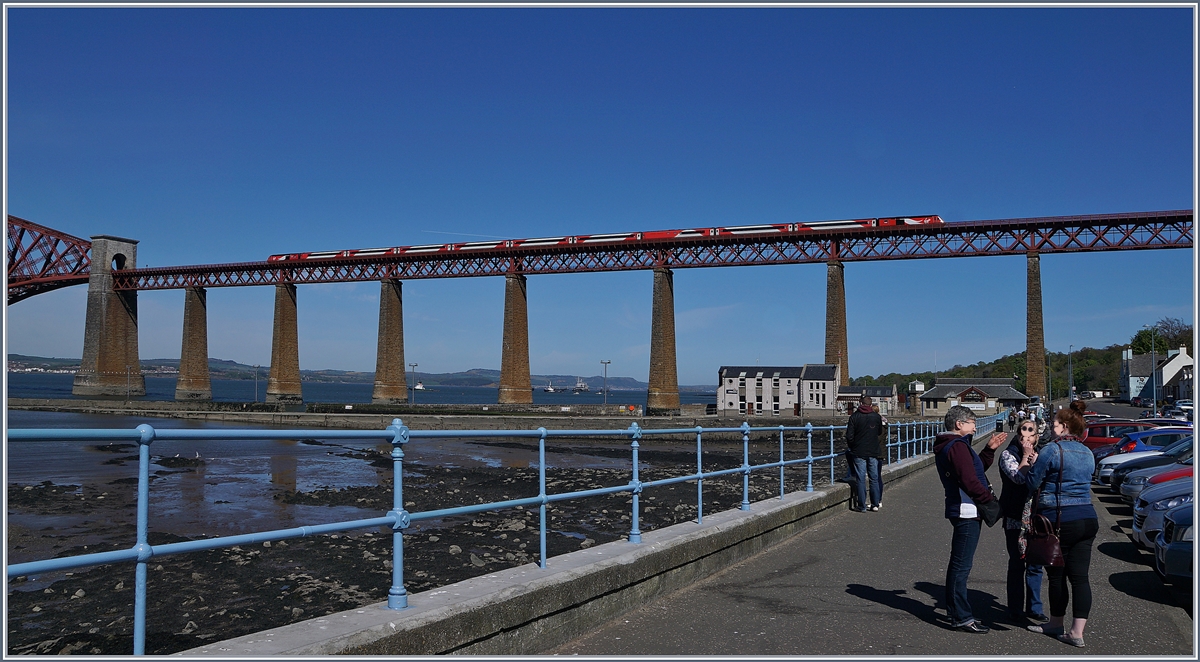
[6,415,996,654]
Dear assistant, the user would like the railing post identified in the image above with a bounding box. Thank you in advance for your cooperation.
[386,418,410,609]
[886,422,892,465]
[829,425,836,482]
[804,422,814,492]
[695,426,704,524]
[629,423,643,543]
[740,421,751,511]
[778,426,785,500]
[538,427,548,566]
[132,424,156,656]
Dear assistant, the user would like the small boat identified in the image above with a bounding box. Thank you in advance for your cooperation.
[543,381,559,393]
[414,382,426,390]
[572,377,590,393]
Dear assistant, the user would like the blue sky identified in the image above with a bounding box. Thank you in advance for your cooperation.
[5,7,1195,385]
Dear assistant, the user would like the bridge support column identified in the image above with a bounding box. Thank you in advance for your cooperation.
[824,260,849,386]
[1026,252,1046,400]
[498,274,533,404]
[647,267,680,414]
[267,283,303,404]
[175,287,212,400]
[73,236,145,398]
[372,279,408,404]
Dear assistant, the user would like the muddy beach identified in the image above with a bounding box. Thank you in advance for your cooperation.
[7,436,847,655]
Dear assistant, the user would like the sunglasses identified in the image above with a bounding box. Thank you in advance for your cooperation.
[1020,426,1036,432]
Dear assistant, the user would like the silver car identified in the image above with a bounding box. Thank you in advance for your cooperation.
[1120,458,1192,502]
[1132,479,1194,549]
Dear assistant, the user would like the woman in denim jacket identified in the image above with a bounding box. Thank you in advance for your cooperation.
[1020,406,1097,648]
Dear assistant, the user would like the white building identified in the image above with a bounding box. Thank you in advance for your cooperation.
[918,378,1028,417]
[717,364,840,416]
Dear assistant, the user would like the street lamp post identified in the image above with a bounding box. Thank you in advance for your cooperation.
[409,363,418,404]
[600,360,610,406]
[254,365,259,403]
[1144,325,1158,414]
[1068,345,1073,400]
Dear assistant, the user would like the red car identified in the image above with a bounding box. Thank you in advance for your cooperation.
[1082,421,1163,451]
[1149,464,1193,487]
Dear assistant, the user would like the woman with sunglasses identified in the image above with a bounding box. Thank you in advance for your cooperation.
[997,418,1048,624]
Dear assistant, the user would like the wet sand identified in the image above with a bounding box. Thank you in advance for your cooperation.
[7,438,846,655]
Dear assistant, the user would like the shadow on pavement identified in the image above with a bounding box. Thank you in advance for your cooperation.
[1108,569,1181,608]
[1096,540,1149,566]
[846,581,1015,631]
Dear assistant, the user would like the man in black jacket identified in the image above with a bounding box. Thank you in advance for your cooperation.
[845,396,883,512]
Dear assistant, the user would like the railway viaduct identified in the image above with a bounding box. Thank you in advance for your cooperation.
[7,210,1193,412]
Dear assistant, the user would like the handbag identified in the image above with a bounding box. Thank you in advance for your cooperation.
[1023,443,1065,567]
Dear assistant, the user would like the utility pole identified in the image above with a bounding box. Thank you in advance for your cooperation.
[254,365,259,403]
[600,360,610,406]
[1068,345,1073,400]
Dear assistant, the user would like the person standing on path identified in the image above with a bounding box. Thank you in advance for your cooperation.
[997,419,1048,625]
[1021,406,1098,648]
[845,395,883,512]
[933,405,1006,633]
[873,404,888,508]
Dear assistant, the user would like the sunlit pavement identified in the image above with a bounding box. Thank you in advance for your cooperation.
[551,413,1193,656]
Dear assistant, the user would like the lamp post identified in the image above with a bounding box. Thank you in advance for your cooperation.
[1144,325,1158,414]
[600,360,610,406]
[409,363,418,404]
[254,365,259,403]
[1068,345,1073,400]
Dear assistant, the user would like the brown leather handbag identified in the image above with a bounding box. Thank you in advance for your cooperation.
[1023,443,1065,568]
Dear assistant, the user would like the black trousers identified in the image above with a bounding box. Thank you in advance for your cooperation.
[1045,517,1099,619]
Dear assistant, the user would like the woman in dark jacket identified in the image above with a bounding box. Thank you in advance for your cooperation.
[997,419,1046,624]
[1021,406,1097,648]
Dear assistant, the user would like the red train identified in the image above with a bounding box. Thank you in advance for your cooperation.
[266,215,943,263]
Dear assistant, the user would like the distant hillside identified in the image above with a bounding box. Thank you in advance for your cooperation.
[7,354,715,391]
[851,345,1126,396]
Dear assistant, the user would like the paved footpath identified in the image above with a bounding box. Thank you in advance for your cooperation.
[551,447,1193,656]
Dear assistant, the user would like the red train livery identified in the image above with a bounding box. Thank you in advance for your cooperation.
[266,215,943,263]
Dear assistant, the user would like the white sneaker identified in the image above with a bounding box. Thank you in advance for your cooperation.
[869,505,880,512]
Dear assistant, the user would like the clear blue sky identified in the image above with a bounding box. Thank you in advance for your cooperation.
[6,7,1195,385]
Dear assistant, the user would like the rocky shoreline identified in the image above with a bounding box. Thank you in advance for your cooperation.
[7,438,846,656]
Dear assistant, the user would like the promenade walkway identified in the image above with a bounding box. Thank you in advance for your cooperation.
[552,449,1194,656]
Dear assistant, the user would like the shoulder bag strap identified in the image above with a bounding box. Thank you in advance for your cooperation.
[1053,442,1063,531]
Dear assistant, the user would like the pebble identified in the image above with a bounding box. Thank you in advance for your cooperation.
[428,535,440,542]
[291,607,304,619]
[469,554,485,567]
[262,541,271,547]
[71,589,85,599]
[31,606,41,612]
[448,545,462,555]
[115,582,124,590]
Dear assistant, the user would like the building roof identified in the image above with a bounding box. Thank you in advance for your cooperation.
[800,364,839,381]
[718,366,803,379]
[935,378,1017,386]
[1127,354,1156,378]
[838,385,897,398]
[920,383,1029,401]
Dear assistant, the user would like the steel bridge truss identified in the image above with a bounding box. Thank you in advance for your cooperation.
[112,210,1192,291]
[6,216,92,304]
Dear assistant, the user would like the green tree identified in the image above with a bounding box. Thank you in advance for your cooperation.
[1130,328,1171,355]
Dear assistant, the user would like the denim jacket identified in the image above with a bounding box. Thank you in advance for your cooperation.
[1023,436,1095,510]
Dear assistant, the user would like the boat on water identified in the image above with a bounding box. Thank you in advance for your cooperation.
[543,381,559,393]
[572,377,590,393]
[414,382,426,390]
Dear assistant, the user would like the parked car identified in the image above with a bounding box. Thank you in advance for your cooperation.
[1121,458,1194,502]
[1082,420,1164,451]
[1132,479,1193,549]
[1097,436,1193,486]
[1131,397,1146,408]
[1155,504,1193,586]
[1136,418,1192,427]
[1112,427,1193,456]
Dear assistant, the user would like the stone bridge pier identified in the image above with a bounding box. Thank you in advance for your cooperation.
[73,236,145,397]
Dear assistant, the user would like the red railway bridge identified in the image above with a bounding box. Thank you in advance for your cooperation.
[6,210,1193,412]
